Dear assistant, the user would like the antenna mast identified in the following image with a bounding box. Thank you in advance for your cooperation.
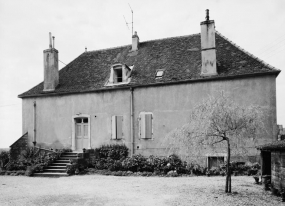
[128,3,133,35]
[123,4,134,36]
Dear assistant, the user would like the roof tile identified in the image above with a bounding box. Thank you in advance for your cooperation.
[19,32,280,98]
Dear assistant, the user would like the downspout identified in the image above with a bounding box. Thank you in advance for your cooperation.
[33,101,37,146]
[130,87,134,156]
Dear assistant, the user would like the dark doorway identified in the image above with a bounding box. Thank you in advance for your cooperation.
[261,151,271,176]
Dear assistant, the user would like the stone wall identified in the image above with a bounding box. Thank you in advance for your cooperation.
[10,132,28,160]
[271,151,285,191]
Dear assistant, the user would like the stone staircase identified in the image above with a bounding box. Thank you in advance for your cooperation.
[33,152,81,177]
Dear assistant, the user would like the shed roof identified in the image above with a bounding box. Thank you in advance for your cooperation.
[18,32,280,98]
[257,140,285,151]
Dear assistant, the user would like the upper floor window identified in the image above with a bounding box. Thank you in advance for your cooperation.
[106,64,133,86]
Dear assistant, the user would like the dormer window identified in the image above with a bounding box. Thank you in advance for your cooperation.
[106,64,133,86]
[113,65,123,83]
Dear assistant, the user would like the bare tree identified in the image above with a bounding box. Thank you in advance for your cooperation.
[164,92,264,193]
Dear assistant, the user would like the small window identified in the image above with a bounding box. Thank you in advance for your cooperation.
[111,116,123,140]
[83,118,88,123]
[155,70,164,78]
[113,65,123,83]
[75,118,82,123]
[139,112,153,139]
[207,156,224,169]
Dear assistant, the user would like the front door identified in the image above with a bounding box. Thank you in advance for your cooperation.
[75,118,89,150]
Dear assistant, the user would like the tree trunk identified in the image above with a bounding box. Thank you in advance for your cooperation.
[225,139,231,193]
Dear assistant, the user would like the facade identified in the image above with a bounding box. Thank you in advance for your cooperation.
[18,13,280,165]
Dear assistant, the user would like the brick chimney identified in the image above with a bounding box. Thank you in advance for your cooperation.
[43,32,59,91]
[132,31,139,51]
[200,9,217,76]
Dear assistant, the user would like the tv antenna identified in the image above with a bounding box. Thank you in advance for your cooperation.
[123,3,134,35]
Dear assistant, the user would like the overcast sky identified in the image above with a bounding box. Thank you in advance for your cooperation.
[0,0,284,148]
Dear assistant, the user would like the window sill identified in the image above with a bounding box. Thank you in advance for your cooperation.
[105,79,131,87]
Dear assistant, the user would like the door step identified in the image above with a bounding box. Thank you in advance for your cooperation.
[33,172,69,177]
[33,152,82,177]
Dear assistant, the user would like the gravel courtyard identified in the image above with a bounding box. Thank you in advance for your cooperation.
[0,175,283,206]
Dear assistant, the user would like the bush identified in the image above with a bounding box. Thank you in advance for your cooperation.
[94,144,129,160]
[188,163,206,175]
[0,151,10,169]
[122,154,147,172]
[218,161,260,176]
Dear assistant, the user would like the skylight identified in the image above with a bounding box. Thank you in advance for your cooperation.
[155,70,164,78]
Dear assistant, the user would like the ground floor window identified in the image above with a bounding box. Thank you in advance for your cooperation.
[207,156,225,169]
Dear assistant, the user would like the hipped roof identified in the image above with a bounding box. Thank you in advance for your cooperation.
[19,32,280,98]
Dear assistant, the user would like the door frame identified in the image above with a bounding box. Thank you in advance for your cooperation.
[72,114,91,151]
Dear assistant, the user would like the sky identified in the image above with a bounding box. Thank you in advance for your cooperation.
[0,0,284,148]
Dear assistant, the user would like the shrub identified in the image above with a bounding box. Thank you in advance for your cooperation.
[94,144,129,160]
[122,154,147,172]
[66,163,78,175]
[0,151,10,169]
[188,163,206,175]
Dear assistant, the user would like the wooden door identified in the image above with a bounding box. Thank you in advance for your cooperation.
[75,118,89,150]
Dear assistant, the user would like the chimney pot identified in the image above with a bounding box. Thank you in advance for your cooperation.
[205,9,209,21]
[49,32,52,49]
[52,36,55,48]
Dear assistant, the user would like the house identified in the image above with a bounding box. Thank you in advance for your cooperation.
[257,125,285,191]
[16,11,280,166]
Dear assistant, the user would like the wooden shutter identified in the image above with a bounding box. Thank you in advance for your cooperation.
[140,113,152,139]
[145,114,152,139]
[111,116,116,139]
[111,116,123,140]
[116,116,123,139]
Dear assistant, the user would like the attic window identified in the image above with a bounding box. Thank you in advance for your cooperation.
[113,65,123,83]
[155,70,164,78]
[106,64,133,86]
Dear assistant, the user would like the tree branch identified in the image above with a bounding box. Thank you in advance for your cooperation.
[212,138,225,145]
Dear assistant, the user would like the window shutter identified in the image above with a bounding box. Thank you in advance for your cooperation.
[145,114,152,139]
[116,116,123,139]
[140,113,152,139]
[111,116,123,140]
[111,116,116,139]
[140,113,146,139]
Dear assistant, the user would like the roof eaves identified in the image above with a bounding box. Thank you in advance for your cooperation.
[256,140,285,150]
[18,71,279,99]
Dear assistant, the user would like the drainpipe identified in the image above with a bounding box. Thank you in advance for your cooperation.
[130,87,134,156]
[33,101,37,146]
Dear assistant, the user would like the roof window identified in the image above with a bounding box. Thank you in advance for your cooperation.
[155,69,164,78]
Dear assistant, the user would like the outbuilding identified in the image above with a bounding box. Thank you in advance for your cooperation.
[257,140,285,191]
